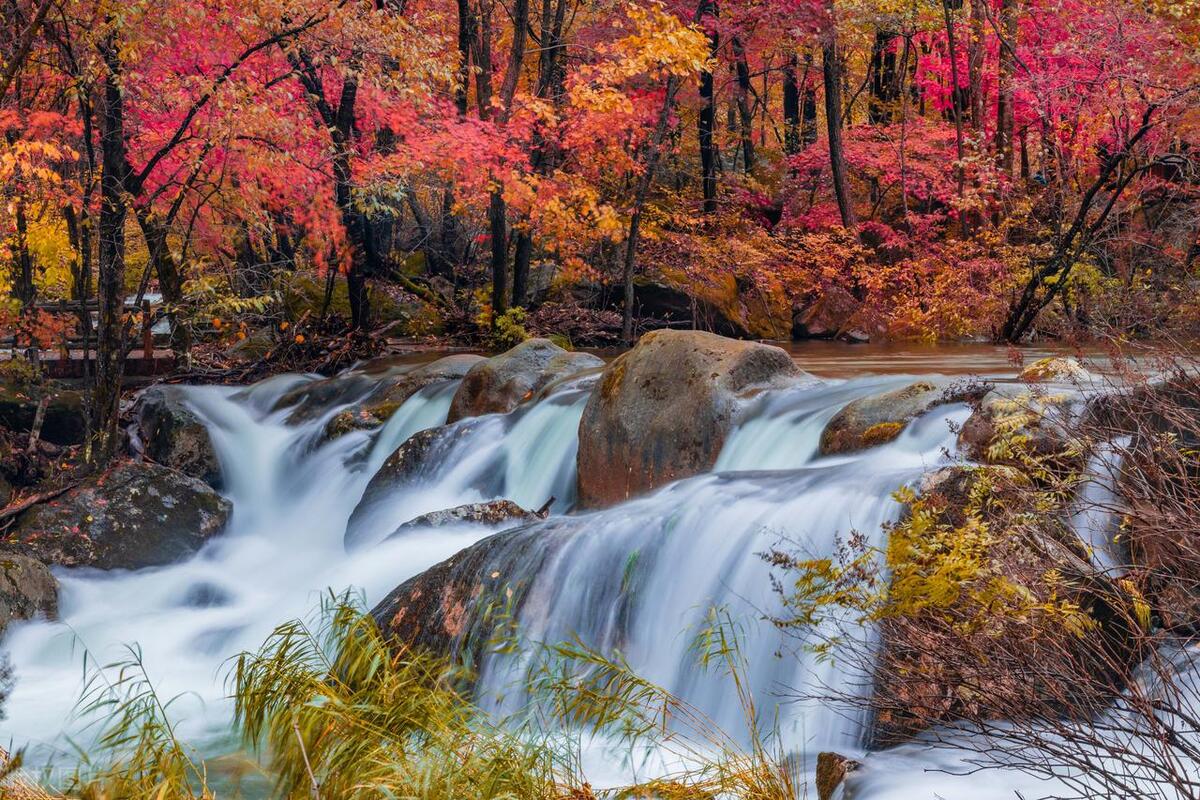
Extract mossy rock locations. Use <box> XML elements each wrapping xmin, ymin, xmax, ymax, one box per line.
<box><xmin>820</xmin><ymin>381</ymin><xmax>960</xmax><ymax>456</ymax></box>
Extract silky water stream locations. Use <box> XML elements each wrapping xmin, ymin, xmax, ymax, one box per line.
<box><xmin>1</xmin><ymin>356</ymin><xmax>1195</xmax><ymax>797</ymax></box>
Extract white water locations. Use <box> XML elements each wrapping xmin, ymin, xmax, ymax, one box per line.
<box><xmin>0</xmin><ymin>360</ymin><xmax>1187</xmax><ymax>797</ymax></box>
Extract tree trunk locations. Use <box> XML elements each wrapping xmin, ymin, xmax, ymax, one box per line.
<box><xmin>967</xmin><ymin>0</ymin><xmax>986</xmax><ymax>130</ymax></box>
<box><xmin>802</xmin><ymin>51</ymin><xmax>819</xmax><ymax>147</ymax></box>
<box><xmin>12</xmin><ymin>198</ymin><xmax>35</xmax><ymax>307</ymax></box>
<box><xmin>731</xmin><ymin>36</ymin><xmax>756</xmax><ymax>172</ymax></box>
<box><xmin>995</xmin><ymin>0</ymin><xmax>1018</xmax><ymax>173</ymax></box>
<box><xmin>868</xmin><ymin>30</ymin><xmax>898</xmax><ymax>124</ymax></box>
<box><xmin>330</xmin><ymin>73</ymin><xmax>371</xmax><ymax>330</ymax></box>
<box><xmin>783</xmin><ymin>54</ymin><xmax>801</xmax><ymax>155</ymax></box>
<box><xmin>512</xmin><ymin>0</ymin><xmax>569</xmax><ymax>306</ymax></box>
<box><xmin>622</xmin><ymin>79</ymin><xmax>683</xmax><ymax>344</ymax></box>
<box><xmin>822</xmin><ymin>10</ymin><xmax>857</xmax><ymax>230</ymax></box>
<box><xmin>698</xmin><ymin>0</ymin><xmax>719</xmax><ymax>213</ymax></box>
<box><xmin>941</xmin><ymin>0</ymin><xmax>967</xmax><ymax>224</ymax></box>
<box><xmin>92</xmin><ymin>37</ymin><xmax>128</xmax><ymax>465</ymax></box>
<box><xmin>134</xmin><ymin>210</ymin><xmax>193</xmax><ymax>357</ymax></box>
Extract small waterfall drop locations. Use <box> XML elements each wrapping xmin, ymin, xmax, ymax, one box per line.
<box><xmin>0</xmin><ymin>355</ymin><xmax>1164</xmax><ymax>800</ymax></box>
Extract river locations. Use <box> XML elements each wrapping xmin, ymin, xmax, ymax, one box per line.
<box><xmin>1</xmin><ymin>341</ymin><xmax>1193</xmax><ymax>797</ymax></box>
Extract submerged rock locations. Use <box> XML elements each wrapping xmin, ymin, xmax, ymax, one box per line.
<box><xmin>347</xmin><ymin>424</ymin><xmax>474</xmax><ymax>541</ymax></box>
<box><xmin>133</xmin><ymin>386</ymin><xmax>222</xmax><ymax>488</ymax></box>
<box><xmin>446</xmin><ymin>339</ymin><xmax>602</xmax><ymax>423</ymax></box>
<box><xmin>8</xmin><ymin>461</ymin><xmax>232</xmax><ymax>570</ymax></box>
<box><xmin>323</xmin><ymin>354</ymin><xmax>483</xmax><ymax>441</ymax></box>
<box><xmin>388</xmin><ymin>499</ymin><xmax>545</xmax><ymax>538</ymax></box>
<box><xmin>274</xmin><ymin>373</ymin><xmax>379</xmax><ymax>424</ymax></box>
<box><xmin>576</xmin><ymin>329</ymin><xmax>804</xmax><ymax>507</ymax></box>
<box><xmin>0</xmin><ymin>552</ymin><xmax>57</xmax><ymax>635</ymax></box>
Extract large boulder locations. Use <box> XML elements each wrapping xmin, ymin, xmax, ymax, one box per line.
<box><xmin>7</xmin><ymin>461</ymin><xmax>232</xmax><ymax>570</ymax></box>
<box><xmin>446</xmin><ymin>339</ymin><xmax>603</xmax><ymax>423</ymax></box>
<box><xmin>133</xmin><ymin>386</ymin><xmax>222</xmax><ymax>488</ymax></box>
<box><xmin>0</xmin><ymin>382</ymin><xmax>87</xmax><ymax>445</ymax></box>
<box><xmin>869</xmin><ymin>465</ymin><xmax>1130</xmax><ymax>745</ymax></box>
<box><xmin>324</xmin><ymin>354</ymin><xmax>484</xmax><ymax>441</ymax></box>
<box><xmin>576</xmin><ymin>329</ymin><xmax>803</xmax><ymax>508</ymax></box>
<box><xmin>819</xmin><ymin>381</ymin><xmax>984</xmax><ymax>456</ymax></box>
<box><xmin>0</xmin><ymin>552</ymin><xmax>57</xmax><ymax>635</ymax></box>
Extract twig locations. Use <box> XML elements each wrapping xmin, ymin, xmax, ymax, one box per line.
<box><xmin>293</xmin><ymin>718</ymin><xmax>322</xmax><ymax>800</ymax></box>
<box><xmin>24</xmin><ymin>396</ymin><xmax>49</xmax><ymax>458</ymax></box>
<box><xmin>0</xmin><ymin>481</ymin><xmax>80</xmax><ymax>525</ymax></box>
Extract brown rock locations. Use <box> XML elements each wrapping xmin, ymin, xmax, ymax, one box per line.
<box><xmin>576</xmin><ymin>329</ymin><xmax>803</xmax><ymax>508</ymax></box>
<box><xmin>447</xmin><ymin>339</ymin><xmax>603</xmax><ymax>423</ymax></box>
<box><xmin>815</xmin><ymin>752</ymin><xmax>859</xmax><ymax>800</ymax></box>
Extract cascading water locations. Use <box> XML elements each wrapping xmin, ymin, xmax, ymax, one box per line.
<box><xmin>1</xmin><ymin>356</ymin><xmax>1180</xmax><ymax>797</ymax></box>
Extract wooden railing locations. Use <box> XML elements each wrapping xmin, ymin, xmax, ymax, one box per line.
<box><xmin>1</xmin><ymin>298</ymin><xmax>168</xmax><ymax>359</ymax></box>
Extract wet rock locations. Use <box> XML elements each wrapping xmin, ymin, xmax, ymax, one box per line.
<box><xmin>1019</xmin><ymin>356</ymin><xmax>1092</xmax><ymax>383</ymax></box>
<box><xmin>323</xmin><ymin>354</ymin><xmax>483</xmax><ymax>441</ymax></box>
<box><xmin>958</xmin><ymin>385</ymin><xmax>1077</xmax><ymax>465</ymax></box>
<box><xmin>0</xmin><ymin>383</ymin><xmax>87</xmax><ymax>445</ymax></box>
<box><xmin>446</xmin><ymin>339</ymin><xmax>602</xmax><ymax>423</ymax></box>
<box><xmin>133</xmin><ymin>386</ymin><xmax>222</xmax><ymax>488</ymax></box>
<box><xmin>577</xmin><ymin>329</ymin><xmax>803</xmax><ymax>508</ymax></box>
<box><xmin>274</xmin><ymin>373</ymin><xmax>379</xmax><ymax>424</ymax></box>
<box><xmin>0</xmin><ymin>552</ymin><xmax>57</xmax><ymax>635</ymax></box>
<box><xmin>7</xmin><ymin>461</ymin><xmax>232</xmax><ymax>570</ymax></box>
<box><xmin>815</xmin><ymin>752</ymin><xmax>858</xmax><ymax>800</ymax></box>
<box><xmin>388</xmin><ymin>499</ymin><xmax>545</xmax><ymax>538</ymax></box>
<box><xmin>819</xmin><ymin>381</ymin><xmax>983</xmax><ymax>456</ymax></box>
<box><xmin>346</xmin><ymin>424</ymin><xmax>475</xmax><ymax>544</ymax></box>
<box><xmin>371</xmin><ymin>520</ymin><xmax>571</xmax><ymax>658</ymax></box>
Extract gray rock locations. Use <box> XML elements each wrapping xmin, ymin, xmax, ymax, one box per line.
<box><xmin>388</xmin><ymin>500</ymin><xmax>544</xmax><ymax>538</ymax></box>
<box><xmin>576</xmin><ymin>329</ymin><xmax>803</xmax><ymax>508</ymax></box>
<box><xmin>8</xmin><ymin>461</ymin><xmax>232</xmax><ymax>570</ymax></box>
<box><xmin>447</xmin><ymin>339</ymin><xmax>603</xmax><ymax>423</ymax></box>
<box><xmin>0</xmin><ymin>552</ymin><xmax>57</xmax><ymax>635</ymax></box>
<box><xmin>134</xmin><ymin>386</ymin><xmax>221</xmax><ymax>487</ymax></box>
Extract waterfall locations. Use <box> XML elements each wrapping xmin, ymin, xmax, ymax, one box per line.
<box><xmin>1</xmin><ymin>357</ymin><xmax>1169</xmax><ymax>799</ymax></box>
